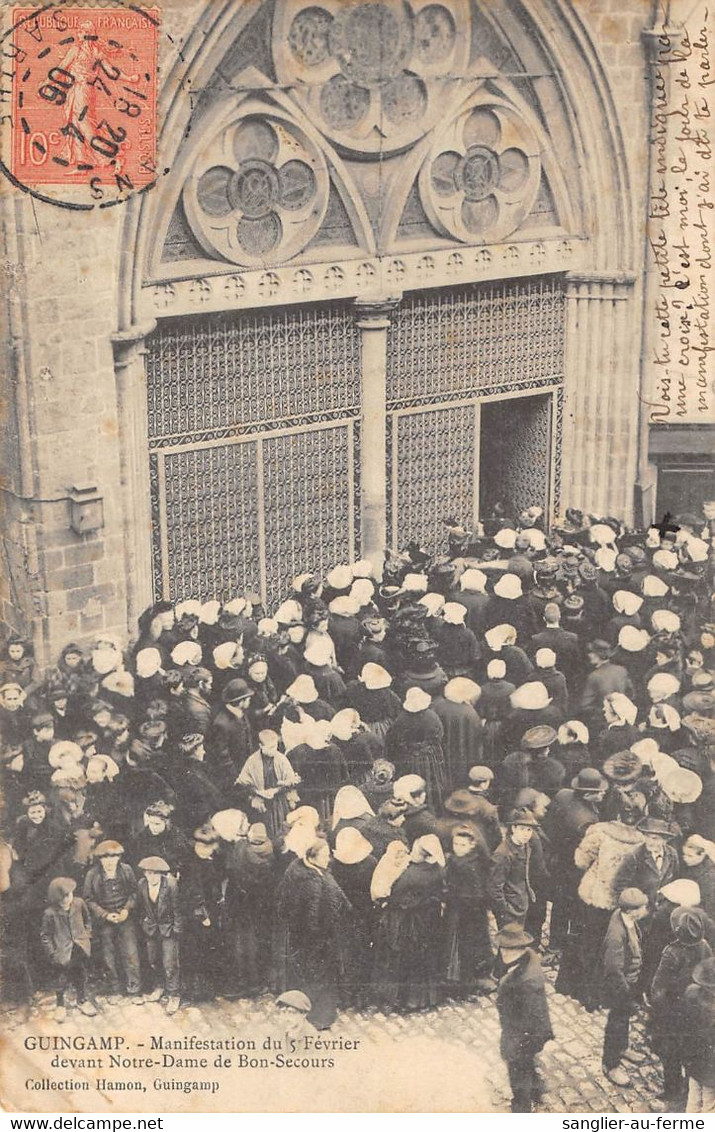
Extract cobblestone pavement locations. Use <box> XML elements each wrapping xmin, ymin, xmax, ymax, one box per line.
<box><xmin>3</xmin><ymin>954</ymin><xmax>670</xmax><ymax>1115</ymax></box>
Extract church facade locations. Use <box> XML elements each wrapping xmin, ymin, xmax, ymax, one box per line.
<box><xmin>0</xmin><ymin>0</ymin><xmax>710</xmax><ymax>662</ymax></box>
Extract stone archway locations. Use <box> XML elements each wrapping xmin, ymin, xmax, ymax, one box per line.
<box><xmin>114</xmin><ymin>0</ymin><xmax>636</xmax><ymax>623</ymax></box>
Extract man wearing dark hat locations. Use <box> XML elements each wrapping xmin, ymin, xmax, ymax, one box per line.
<box><xmin>494</xmin><ymin>922</ymin><xmax>553</xmax><ymax>1112</ymax></box>
<box><xmin>443</xmin><ymin>766</ymin><xmax>502</xmax><ymax>853</ymax></box>
<box><xmin>171</xmin><ymin>734</ymin><xmax>224</xmax><ymax>831</ymax></box>
<box><xmin>614</xmin><ymin>817</ymin><xmax>680</xmax><ymax>914</ymax></box>
<box><xmin>205</xmin><ymin>678</ymin><xmax>254</xmax><ymax>792</ymax></box>
<box><xmin>489</xmin><ymin>810</ymin><xmax>547</xmax><ymax>929</ymax></box>
<box><xmin>82</xmin><ymin>841</ymin><xmax>141</xmax><ymax>1003</ymax></box>
<box><xmin>129</xmin><ymin>800</ymin><xmax>190</xmax><ymax>875</ymax></box>
<box><xmin>682</xmin><ymin>956</ymin><xmax>715</xmax><ymax>1112</ymax></box>
<box><xmin>580</xmin><ymin>640</ymin><xmax>635</xmax><ymax>729</ymax></box>
<box><xmin>544</xmin><ymin>767</ymin><xmax>606</xmax><ymax>949</ymax></box>
<box><xmin>136</xmin><ymin>856</ymin><xmax>181</xmax><ymax>1015</ymax></box>
<box><xmin>600</xmin><ymin>887</ymin><xmax>650</xmax><ymax>1086</ymax></box>
<box><xmin>23</xmin><ymin>711</ymin><xmax>56</xmax><ymax>787</ymax></box>
<box><xmin>496</xmin><ymin>726</ymin><xmax>564</xmax><ymax>816</ymax></box>
<box><xmin>651</xmin><ymin>906</ymin><xmax>712</xmax><ymax>1107</ymax></box>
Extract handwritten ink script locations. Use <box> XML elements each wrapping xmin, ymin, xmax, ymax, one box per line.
<box><xmin>647</xmin><ymin>1</ymin><xmax>714</xmax><ymax>422</ymax></box>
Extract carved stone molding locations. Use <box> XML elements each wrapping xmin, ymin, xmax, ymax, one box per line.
<box><xmin>141</xmin><ymin>234</ymin><xmax>588</xmax><ymax>318</ymax></box>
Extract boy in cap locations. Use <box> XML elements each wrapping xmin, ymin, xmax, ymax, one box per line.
<box><xmin>136</xmin><ymin>856</ymin><xmax>181</xmax><ymax>1015</ymax></box>
<box><xmin>494</xmin><ymin>922</ymin><xmax>553</xmax><ymax>1112</ymax></box>
<box><xmin>600</xmin><ymin>887</ymin><xmax>650</xmax><ymax>1086</ymax></box>
<box><xmin>83</xmin><ymin>841</ymin><xmax>141</xmax><ymax>1004</ymax></box>
<box><xmin>489</xmin><ymin>809</ymin><xmax>547</xmax><ymax>929</ymax></box>
<box><xmin>40</xmin><ymin>877</ymin><xmax>96</xmax><ymax>1022</ymax></box>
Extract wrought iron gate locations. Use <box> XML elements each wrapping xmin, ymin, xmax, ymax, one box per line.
<box><xmin>386</xmin><ymin>276</ymin><xmax>566</xmax><ymax>552</ymax></box>
<box><xmin>146</xmin><ymin>303</ymin><xmax>361</xmax><ymax>606</ymax></box>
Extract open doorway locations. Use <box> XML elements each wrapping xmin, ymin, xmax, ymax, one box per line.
<box><xmin>479</xmin><ymin>393</ymin><xmax>553</xmax><ymax>522</ymax></box>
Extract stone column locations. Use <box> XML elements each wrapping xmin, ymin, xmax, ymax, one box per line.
<box><xmin>562</xmin><ymin>273</ymin><xmax>639</xmax><ymax>521</ymax></box>
<box><xmin>110</xmin><ymin>320</ymin><xmax>157</xmax><ymax>628</ymax></box>
<box><xmin>354</xmin><ymin>297</ymin><xmax>400</xmax><ymax>574</ymax></box>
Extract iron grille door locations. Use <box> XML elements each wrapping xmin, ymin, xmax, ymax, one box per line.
<box><xmin>146</xmin><ymin>304</ymin><xmax>361</xmax><ymax>607</ymax></box>
<box><xmin>386</xmin><ymin>276</ymin><xmax>566</xmax><ymax>552</ymax></box>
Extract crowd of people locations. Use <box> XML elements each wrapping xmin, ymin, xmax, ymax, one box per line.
<box><xmin>0</xmin><ymin>502</ymin><xmax>713</xmax><ymax>1113</ymax></box>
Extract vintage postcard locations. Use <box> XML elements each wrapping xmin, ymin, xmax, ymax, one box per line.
<box><xmin>0</xmin><ymin>0</ymin><xmax>713</xmax><ymax>1115</ymax></box>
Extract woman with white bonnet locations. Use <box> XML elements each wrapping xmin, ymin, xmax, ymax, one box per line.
<box><xmin>329</xmin><ymin>707</ymin><xmax>384</xmax><ymax>780</ymax></box>
<box><xmin>288</xmin><ymin>719</ymin><xmax>348</xmax><ymax>822</ymax></box>
<box><xmin>378</xmin><ymin>834</ymin><xmax>446</xmax><ymax>1013</ymax></box>
<box><xmin>386</xmin><ymin>687</ymin><xmax>447</xmax><ymax>811</ymax></box>
<box><xmin>479</xmin><ymin>658</ymin><xmax>517</xmax><ymax>767</ymax></box>
<box><xmin>596</xmin><ymin>692</ymin><xmax>641</xmax><ymax>759</ymax></box>
<box><xmin>436</xmin><ymin>602</ymin><xmax>479</xmax><ymax>678</ymax></box>
<box><xmin>330</xmin><ymin>784</ymin><xmax>375</xmax><ymax>846</ymax></box>
<box><xmin>339</xmin><ymin>662</ymin><xmax>402</xmax><ymax>740</ymax></box>
<box><xmin>332</xmin><ymin>826</ymin><xmax>377</xmax><ymax>1008</ymax></box>
<box><xmin>274</xmin><ymin>836</ymin><xmax>350</xmax><ymax>1030</ymax></box>
<box><xmin>302</xmin><ymin>635</ymin><xmax>346</xmax><ymax>705</ymax></box>
<box><xmin>484</xmin><ymin>623</ymin><xmax>534</xmax><ymax>687</ymax></box>
<box><xmin>431</xmin><ymin>677</ymin><xmax>484</xmax><ymax>791</ymax></box>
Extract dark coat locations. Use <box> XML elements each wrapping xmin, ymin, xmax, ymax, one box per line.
<box><xmin>341</xmin><ymin>679</ymin><xmax>407</xmax><ymax>724</ymax></box>
<box><xmin>682</xmin><ymin>982</ymin><xmax>715</xmax><ymax>1086</ymax></box>
<box><xmin>489</xmin><ymin>835</ymin><xmax>547</xmax><ymax>927</ymax></box>
<box><xmin>530</xmin><ymin>627</ymin><xmax>581</xmax><ymax>680</ymax></box>
<box><xmin>40</xmin><ymin>896</ymin><xmax>92</xmax><ymax>965</ymax></box>
<box><xmin>446</xmin><ymin>589</ymin><xmax>491</xmax><ymax>636</ymax></box>
<box><xmin>205</xmin><ymin>708</ymin><xmax>253</xmax><ymax>790</ymax></box>
<box><xmin>496</xmin><ymin>949</ymin><xmax>553</xmax><ymax>1061</ymax></box>
<box><xmin>580</xmin><ymin>662</ymin><xmax>635</xmax><ymax>719</ymax></box>
<box><xmin>137</xmin><ymin>874</ymin><xmax>181</xmax><ymax>937</ymax></box>
<box><xmin>274</xmin><ymin>858</ymin><xmax>351</xmax><ymax>1029</ymax></box>
<box><xmin>182</xmin><ymin>688</ymin><xmax>212</xmax><ymax>735</ymax></box>
<box><xmin>436</xmin><ymin>624</ymin><xmax>479</xmax><ymax>675</ymax></box>
<box><xmin>171</xmin><ymin>760</ymin><xmax>224</xmax><ymax>832</ymax></box>
<box><xmin>83</xmin><ymin>861</ymin><xmax>138</xmax><ymax>920</ymax></box>
<box><xmin>651</xmin><ymin>937</ymin><xmax>712</xmax><ymax>1036</ymax></box>
<box><xmin>683</xmin><ymin>858</ymin><xmax>715</xmax><ymax>923</ymax></box>
<box><xmin>614</xmin><ymin>842</ymin><xmax>680</xmax><ymax>911</ymax></box>
<box><xmin>543</xmin><ymin>788</ymin><xmax>598</xmax><ymax>873</ymax></box>
<box><xmin>431</xmin><ymin>697</ymin><xmax>484</xmax><ymax>792</ymax></box>
<box><xmin>496</xmin><ymin>751</ymin><xmax>565</xmax><ymax>813</ymax></box>
<box><xmin>290</xmin><ymin>742</ymin><xmax>349</xmax><ymax>822</ymax></box>
<box><xmin>600</xmin><ymin>908</ymin><xmax>643</xmax><ymax>1006</ymax></box>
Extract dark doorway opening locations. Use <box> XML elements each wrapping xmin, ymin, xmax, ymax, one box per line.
<box><xmin>479</xmin><ymin>393</ymin><xmax>553</xmax><ymax>521</ymax></box>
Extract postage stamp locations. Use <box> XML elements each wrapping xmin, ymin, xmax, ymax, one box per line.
<box><xmin>8</xmin><ymin>4</ymin><xmax>159</xmax><ymax>198</ymax></box>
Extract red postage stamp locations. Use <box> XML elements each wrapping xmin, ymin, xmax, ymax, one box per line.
<box><xmin>10</xmin><ymin>6</ymin><xmax>159</xmax><ymax>192</ymax></box>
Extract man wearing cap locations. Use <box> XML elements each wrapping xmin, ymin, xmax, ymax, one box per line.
<box><xmin>41</xmin><ymin>877</ymin><xmax>96</xmax><ymax>1022</ymax></box>
<box><xmin>83</xmin><ymin>841</ymin><xmax>141</xmax><ymax>1003</ymax></box>
<box><xmin>614</xmin><ymin>817</ymin><xmax>680</xmax><ymax>914</ymax></box>
<box><xmin>599</xmin><ymin>887</ymin><xmax>650</xmax><ymax>1086</ymax></box>
<box><xmin>489</xmin><ymin>810</ymin><xmax>547</xmax><ymax>929</ymax></box>
<box><xmin>682</xmin><ymin>957</ymin><xmax>715</xmax><ymax>1112</ymax></box>
<box><xmin>494</xmin><ymin>922</ymin><xmax>553</xmax><ymax>1112</ymax></box>
<box><xmin>136</xmin><ymin>856</ymin><xmax>181</xmax><ymax>1015</ymax></box>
